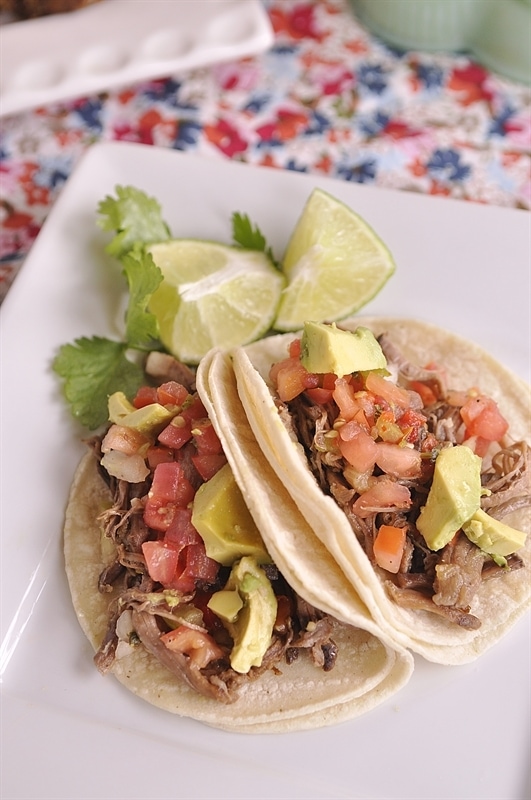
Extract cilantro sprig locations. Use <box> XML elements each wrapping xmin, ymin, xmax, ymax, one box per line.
<box><xmin>232</xmin><ymin>212</ymin><xmax>279</xmax><ymax>268</ymax></box>
<box><xmin>53</xmin><ymin>187</ymin><xmax>278</xmax><ymax>430</ymax></box>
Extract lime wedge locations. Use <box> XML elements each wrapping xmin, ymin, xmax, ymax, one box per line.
<box><xmin>147</xmin><ymin>240</ymin><xmax>285</xmax><ymax>364</ymax></box>
<box><xmin>273</xmin><ymin>188</ymin><xmax>396</xmax><ymax>332</ymax></box>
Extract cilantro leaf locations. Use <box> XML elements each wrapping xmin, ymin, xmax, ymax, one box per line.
<box><xmin>53</xmin><ymin>337</ymin><xmax>145</xmax><ymax>430</ymax></box>
<box><xmin>232</xmin><ymin>212</ymin><xmax>279</xmax><ymax>268</ymax></box>
<box><xmin>98</xmin><ymin>185</ymin><xmax>171</xmax><ymax>259</ymax></box>
<box><xmin>122</xmin><ymin>246</ymin><xmax>164</xmax><ymax>350</ymax></box>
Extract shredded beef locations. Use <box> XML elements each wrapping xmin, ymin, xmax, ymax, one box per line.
<box><xmin>90</xmin><ymin>428</ymin><xmax>340</xmax><ymax>703</ymax></box>
<box><xmin>284</xmin><ymin>337</ymin><xmax>530</xmax><ymax>630</ymax></box>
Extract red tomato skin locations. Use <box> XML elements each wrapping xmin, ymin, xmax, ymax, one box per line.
<box><xmin>288</xmin><ymin>338</ymin><xmax>302</xmax><ymax>358</ymax></box>
<box><xmin>338</xmin><ymin>424</ymin><xmax>377</xmax><ymax>473</ymax></box>
<box><xmin>142</xmin><ymin>540</ymin><xmax>180</xmax><ymax>584</ymax></box>
<box><xmin>143</xmin><ymin>499</ymin><xmax>179</xmax><ymax>532</ymax></box>
<box><xmin>192</xmin><ymin>419</ymin><xmax>223</xmax><ymax>455</ymax></box>
<box><xmin>460</xmin><ymin>395</ymin><xmax>509</xmax><ymax>442</ymax></box>
<box><xmin>181</xmin><ymin>396</ymin><xmax>208</xmax><ymax>423</ymax></box>
<box><xmin>365</xmin><ymin>372</ymin><xmax>411</xmax><ymax>410</ymax></box>
<box><xmin>133</xmin><ymin>386</ymin><xmax>159</xmax><ymax>408</ymax></box>
<box><xmin>275</xmin><ymin>359</ymin><xmax>308</xmax><ymax>402</ymax></box>
<box><xmin>144</xmin><ymin>462</ymin><xmax>196</xmax><ymax>531</ymax></box>
<box><xmin>158</xmin><ymin>418</ymin><xmax>193</xmax><ymax>450</ymax></box>
<box><xmin>146</xmin><ymin>445</ymin><xmax>174</xmax><ymax>469</ymax></box>
<box><xmin>156</xmin><ymin>381</ymin><xmax>189</xmax><ymax>407</ymax></box>
<box><xmin>164</xmin><ymin>508</ymin><xmax>201</xmax><ymax>548</ymax></box>
<box><xmin>192</xmin><ymin>453</ymin><xmax>228</xmax><ymax>482</ymax></box>
<box><xmin>305</xmin><ymin>387</ymin><xmax>334</xmax><ymax>404</ymax></box>
<box><xmin>409</xmin><ymin>381</ymin><xmax>437</xmax><ymax>406</ymax></box>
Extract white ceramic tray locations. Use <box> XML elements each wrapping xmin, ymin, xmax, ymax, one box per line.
<box><xmin>0</xmin><ymin>0</ymin><xmax>273</xmax><ymax>117</ymax></box>
<box><xmin>1</xmin><ymin>142</ymin><xmax>530</xmax><ymax>800</ymax></box>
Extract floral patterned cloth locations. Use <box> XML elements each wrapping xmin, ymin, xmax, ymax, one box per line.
<box><xmin>1</xmin><ymin>0</ymin><xmax>530</xmax><ymax>302</ymax></box>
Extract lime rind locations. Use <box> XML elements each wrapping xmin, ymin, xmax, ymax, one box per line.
<box><xmin>148</xmin><ymin>239</ymin><xmax>285</xmax><ymax>363</ymax></box>
<box><xmin>273</xmin><ymin>188</ymin><xmax>396</xmax><ymax>332</ymax></box>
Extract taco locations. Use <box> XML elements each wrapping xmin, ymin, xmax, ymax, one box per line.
<box><xmin>63</xmin><ymin>351</ymin><xmax>413</xmax><ymax>733</ymax></box>
<box><xmin>230</xmin><ymin>317</ymin><xmax>530</xmax><ymax>665</ymax></box>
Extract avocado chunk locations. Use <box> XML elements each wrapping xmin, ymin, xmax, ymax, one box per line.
<box><xmin>220</xmin><ymin>556</ymin><xmax>278</xmax><ymax>674</ymax></box>
<box><xmin>207</xmin><ymin>589</ymin><xmax>244</xmax><ymax>623</ymax></box>
<box><xmin>463</xmin><ymin>508</ymin><xmax>526</xmax><ymax>563</ymax></box>
<box><xmin>191</xmin><ymin>463</ymin><xmax>271</xmax><ymax>566</ymax></box>
<box><xmin>120</xmin><ymin>403</ymin><xmax>176</xmax><ymax>436</ymax></box>
<box><xmin>417</xmin><ymin>445</ymin><xmax>482</xmax><ymax>551</ymax></box>
<box><xmin>108</xmin><ymin>391</ymin><xmax>136</xmax><ymax>424</ymax></box>
<box><xmin>300</xmin><ymin>322</ymin><xmax>387</xmax><ymax>377</ymax></box>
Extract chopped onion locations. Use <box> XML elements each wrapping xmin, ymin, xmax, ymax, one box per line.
<box><xmin>100</xmin><ymin>450</ymin><xmax>150</xmax><ymax>483</ymax></box>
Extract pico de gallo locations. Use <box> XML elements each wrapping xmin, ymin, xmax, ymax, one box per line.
<box><xmin>90</xmin><ymin>352</ymin><xmax>339</xmax><ymax>703</ymax></box>
<box><xmin>267</xmin><ymin>331</ymin><xmax>529</xmax><ymax>629</ymax></box>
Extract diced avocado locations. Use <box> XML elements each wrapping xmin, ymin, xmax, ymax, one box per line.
<box><xmin>191</xmin><ymin>463</ymin><xmax>271</xmax><ymax>566</ymax></box>
<box><xmin>119</xmin><ymin>403</ymin><xmax>176</xmax><ymax>436</ymax></box>
<box><xmin>300</xmin><ymin>322</ymin><xmax>387</xmax><ymax>377</ymax></box>
<box><xmin>463</xmin><ymin>508</ymin><xmax>526</xmax><ymax>562</ymax></box>
<box><xmin>222</xmin><ymin>556</ymin><xmax>278</xmax><ymax>674</ymax></box>
<box><xmin>207</xmin><ymin>589</ymin><xmax>244</xmax><ymax>623</ymax></box>
<box><xmin>417</xmin><ymin>445</ymin><xmax>482</xmax><ymax>551</ymax></box>
<box><xmin>108</xmin><ymin>391</ymin><xmax>136</xmax><ymax>424</ymax></box>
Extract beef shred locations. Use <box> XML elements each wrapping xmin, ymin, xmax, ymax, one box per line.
<box><xmin>282</xmin><ymin>335</ymin><xmax>529</xmax><ymax>630</ymax></box>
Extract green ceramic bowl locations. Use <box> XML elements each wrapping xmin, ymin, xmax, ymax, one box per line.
<box><xmin>352</xmin><ymin>0</ymin><xmax>531</xmax><ymax>84</ymax></box>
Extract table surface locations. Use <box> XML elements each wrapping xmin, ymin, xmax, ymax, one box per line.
<box><xmin>1</xmin><ymin>0</ymin><xmax>530</xmax><ymax>303</ymax></box>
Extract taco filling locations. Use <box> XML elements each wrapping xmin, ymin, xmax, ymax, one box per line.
<box><xmin>258</xmin><ymin>322</ymin><xmax>529</xmax><ymax>632</ymax></box>
<box><xmin>81</xmin><ymin>353</ymin><xmax>348</xmax><ymax>705</ymax></box>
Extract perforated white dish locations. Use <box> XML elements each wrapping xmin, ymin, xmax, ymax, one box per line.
<box><xmin>0</xmin><ymin>0</ymin><xmax>273</xmax><ymax>117</ymax></box>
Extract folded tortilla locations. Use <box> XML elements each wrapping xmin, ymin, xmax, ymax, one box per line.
<box><xmin>230</xmin><ymin>317</ymin><xmax>531</xmax><ymax>665</ymax></box>
<box><xmin>63</xmin><ymin>353</ymin><xmax>413</xmax><ymax>734</ymax></box>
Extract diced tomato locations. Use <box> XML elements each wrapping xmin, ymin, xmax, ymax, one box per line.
<box><xmin>365</xmin><ymin>372</ymin><xmax>412</xmax><ymax>410</ymax></box>
<box><xmin>322</xmin><ymin>373</ymin><xmax>338</xmax><ymax>390</ymax></box>
<box><xmin>374</xmin><ymin>442</ymin><xmax>422</xmax><ymax>478</ymax></box>
<box><xmin>142</xmin><ymin>540</ymin><xmax>180</xmax><ymax>585</ymax></box>
<box><xmin>192</xmin><ymin>418</ymin><xmax>223</xmax><ymax>455</ymax></box>
<box><xmin>180</xmin><ymin>544</ymin><xmax>219</xmax><ymax>587</ymax></box>
<box><xmin>338</xmin><ymin>423</ymin><xmax>377</xmax><ymax>473</ymax></box>
<box><xmin>132</xmin><ymin>386</ymin><xmax>159</xmax><ymax>408</ymax></box>
<box><xmin>146</xmin><ymin>445</ymin><xmax>175</xmax><ymax>469</ymax></box>
<box><xmin>288</xmin><ymin>338</ymin><xmax>302</xmax><ymax>358</ymax></box>
<box><xmin>144</xmin><ymin>462</ymin><xmax>196</xmax><ymax>531</ymax></box>
<box><xmin>373</xmin><ymin>525</ymin><xmax>407</xmax><ymax>573</ymax></box>
<box><xmin>460</xmin><ymin>395</ymin><xmax>509</xmax><ymax>442</ymax></box>
<box><xmin>158</xmin><ymin>416</ymin><xmax>193</xmax><ymax>450</ymax></box>
<box><xmin>160</xmin><ymin>625</ymin><xmax>225</xmax><ymax>668</ymax></box>
<box><xmin>143</xmin><ymin>499</ymin><xmax>179</xmax><ymax>531</ymax></box>
<box><xmin>463</xmin><ymin>435</ymin><xmax>492</xmax><ymax>458</ymax></box>
<box><xmin>156</xmin><ymin>381</ymin><xmax>189</xmax><ymax>407</ymax></box>
<box><xmin>305</xmin><ymin>386</ymin><xmax>334</xmax><ymax>404</ymax></box>
<box><xmin>164</xmin><ymin>508</ymin><xmax>201</xmax><ymax>548</ymax></box>
<box><xmin>351</xmin><ymin>480</ymin><xmax>411</xmax><ymax>518</ymax></box>
<box><xmin>397</xmin><ymin>408</ymin><xmax>427</xmax><ymax>445</ymax></box>
<box><xmin>192</xmin><ymin>453</ymin><xmax>227</xmax><ymax>482</ymax></box>
<box><xmin>333</xmin><ymin>378</ymin><xmax>360</xmax><ymax>421</ymax></box>
<box><xmin>101</xmin><ymin>424</ymin><xmax>151</xmax><ymax>456</ymax></box>
<box><xmin>181</xmin><ymin>395</ymin><xmax>208</xmax><ymax>423</ymax></box>
<box><xmin>409</xmin><ymin>380</ymin><xmax>437</xmax><ymax>407</ymax></box>
<box><xmin>150</xmin><ymin>462</ymin><xmax>195</xmax><ymax>503</ymax></box>
<box><xmin>165</xmin><ymin>543</ymin><xmax>220</xmax><ymax>593</ymax></box>
<box><xmin>275</xmin><ymin>359</ymin><xmax>317</xmax><ymax>402</ymax></box>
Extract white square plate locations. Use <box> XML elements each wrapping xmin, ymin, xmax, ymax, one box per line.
<box><xmin>0</xmin><ymin>0</ymin><xmax>273</xmax><ymax>117</ymax></box>
<box><xmin>1</xmin><ymin>142</ymin><xmax>529</xmax><ymax>800</ymax></box>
